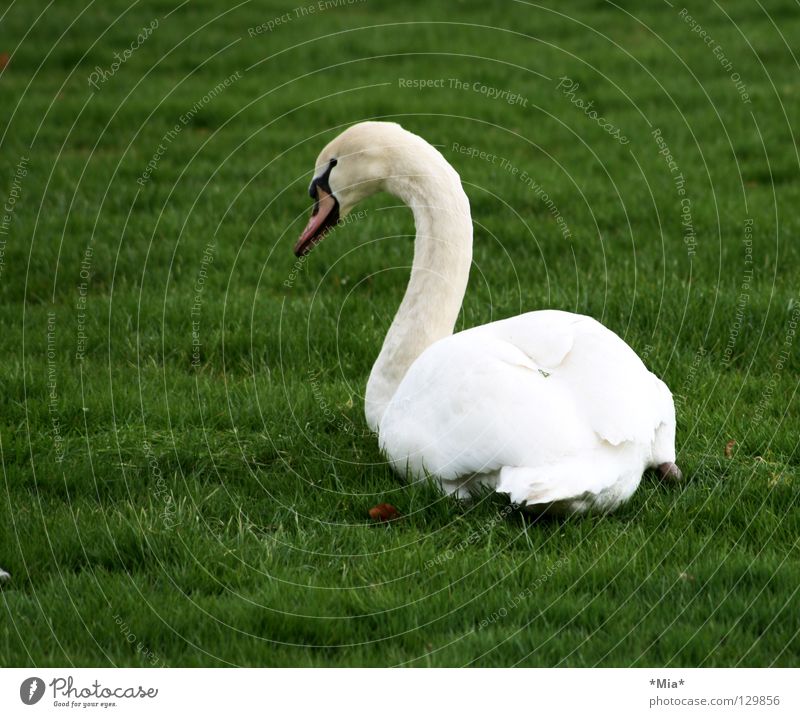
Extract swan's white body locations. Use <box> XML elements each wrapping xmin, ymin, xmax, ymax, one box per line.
<box><xmin>297</xmin><ymin>122</ymin><xmax>678</xmax><ymax>514</ymax></box>
<box><xmin>379</xmin><ymin>311</ymin><xmax>676</xmax><ymax>512</ymax></box>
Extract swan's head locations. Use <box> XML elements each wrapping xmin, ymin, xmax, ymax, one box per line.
<box><xmin>294</xmin><ymin>121</ymin><xmax>428</xmax><ymax>257</ymax></box>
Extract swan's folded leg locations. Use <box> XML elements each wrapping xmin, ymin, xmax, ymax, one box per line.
<box><xmin>657</xmin><ymin>462</ymin><xmax>683</xmax><ymax>482</ymax></box>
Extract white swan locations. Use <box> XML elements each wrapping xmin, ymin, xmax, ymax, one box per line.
<box><xmin>294</xmin><ymin>121</ymin><xmax>680</xmax><ymax>514</ymax></box>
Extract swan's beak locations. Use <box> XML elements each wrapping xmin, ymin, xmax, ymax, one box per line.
<box><xmin>294</xmin><ymin>186</ymin><xmax>340</xmax><ymax>257</ymax></box>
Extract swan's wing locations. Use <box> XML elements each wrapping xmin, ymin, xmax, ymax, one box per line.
<box><xmin>483</xmin><ymin>311</ymin><xmax>673</xmax><ymax>447</ymax></box>
<box><xmin>477</xmin><ymin>310</ymin><xmax>576</xmax><ymax>369</ymax></box>
<box><xmin>379</xmin><ymin>336</ymin><xmax>588</xmax><ymax>481</ymax></box>
<box><xmin>379</xmin><ymin>310</ymin><xmax>673</xmax><ymax>490</ymax></box>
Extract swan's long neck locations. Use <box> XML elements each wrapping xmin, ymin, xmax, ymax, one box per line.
<box><xmin>365</xmin><ymin>153</ymin><xmax>473</xmax><ymax>432</ymax></box>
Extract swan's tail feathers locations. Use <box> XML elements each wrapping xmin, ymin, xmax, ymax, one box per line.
<box><xmin>649</xmin><ymin>419</ymin><xmax>677</xmax><ymax>468</ymax></box>
<box><xmin>496</xmin><ymin>457</ymin><xmax>642</xmax><ymax>514</ymax></box>
<box><xmin>648</xmin><ymin>376</ymin><xmax>677</xmax><ymax>468</ymax></box>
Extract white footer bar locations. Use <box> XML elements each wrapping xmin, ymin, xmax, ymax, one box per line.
<box><xmin>1</xmin><ymin>668</ymin><xmax>797</xmax><ymax>716</ymax></box>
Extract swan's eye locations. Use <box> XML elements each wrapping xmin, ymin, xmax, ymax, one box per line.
<box><xmin>308</xmin><ymin>158</ymin><xmax>338</xmax><ymax>198</ymax></box>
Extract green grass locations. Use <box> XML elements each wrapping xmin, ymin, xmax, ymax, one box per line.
<box><xmin>1</xmin><ymin>0</ymin><xmax>799</xmax><ymax>667</ymax></box>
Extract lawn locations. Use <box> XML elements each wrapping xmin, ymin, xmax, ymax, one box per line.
<box><xmin>1</xmin><ymin>0</ymin><xmax>799</xmax><ymax>667</ymax></box>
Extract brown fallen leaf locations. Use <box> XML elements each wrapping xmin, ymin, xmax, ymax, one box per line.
<box><xmin>725</xmin><ymin>439</ymin><xmax>736</xmax><ymax>458</ymax></box>
<box><xmin>368</xmin><ymin>503</ymin><xmax>399</xmax><ymax>522</ymax></box>
<box><xmin>0</xmin><ymin>53</ymin><xmax>9</xmax><ymax>71</ymax></box>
